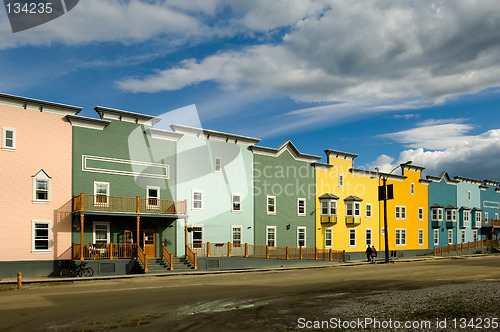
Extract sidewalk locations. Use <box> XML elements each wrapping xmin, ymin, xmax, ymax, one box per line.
<box><xmin>1</xmin><ymin>254</ymin><xmax>480</xmax><ymax>286</ymax></box>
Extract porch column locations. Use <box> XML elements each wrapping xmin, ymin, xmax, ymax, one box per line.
<box><xmin>80</xmin><ymin>214</ymin><xmax>84</xmax><ymax>261</ymax></box>
<box><xmin>136</xmin><ymin>216</ymin><xmax>140</xmax><ymax>257</ymax></box>
<box><xmin>185</xmin><ymin>218</ymin><xmax>189</xmax><ymax>256</ymax></box>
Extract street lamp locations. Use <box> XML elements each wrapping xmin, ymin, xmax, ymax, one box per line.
<box><xmin>379</xmin><ymin>161</ymin><xmax>412</xmax><ymax>263</ymax></box>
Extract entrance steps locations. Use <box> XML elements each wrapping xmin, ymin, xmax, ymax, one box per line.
<box><xmin>142</xmin><ymin>256</ymin><xmax>195</xmax><ymax>274</ymax></box>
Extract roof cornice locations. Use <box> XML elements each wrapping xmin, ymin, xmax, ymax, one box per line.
<box><xmin>0</xmin><ymin>92</ymin><xmax>82</xmax><ymax>115</ymax></box>
<box><xmin>95</xmin><ymin>106</ymin><xmax>161</xmax><ymax>126</ymax></box>
<box><xmin>252</xmin><ymin>141</ymin><xmax>320</xmax><ymax>162</ymax></box>
<box><xmin>170</xmin><ymin>124</ymin><xmax>260</xmax><ymax>146</ymax></box>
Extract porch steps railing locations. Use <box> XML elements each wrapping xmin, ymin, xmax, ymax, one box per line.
<box><xmin>188</xmin><ymin>242</ymin><xmax>346</xmax><ymax>262</ymax></box>
<box><xmin>161</xmin><ymin>244</ymin><xmax>174</xmax><ymax>271</ymax></box>
<box><xmin>137</xmin><ymin>246</ymin><xmax>148</xmax><ymax>272</ymax></box>
<box><xmin>185</xmin><ymin>245</ymin><xmax>198</xmax><ymax>270</ymax></box>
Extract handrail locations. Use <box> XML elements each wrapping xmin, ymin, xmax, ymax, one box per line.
<box><xmin>185</xmin><ymin>245</ymin><xmax>197</xmax><ymax>270</ymax></box>
<box><xmin>137</xmin><ymin>246</ymin><xmax>148</xmax><ymax>272</ymax></box>
<box><xmin>162</xmin><ymin>243</ymin><xmax>174</xmax><ymax>271</ymax></box>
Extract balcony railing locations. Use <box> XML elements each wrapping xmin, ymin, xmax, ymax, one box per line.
<box><xmin>72</xmin><ymin>243</ymin><xmax>137</xmax><ymax>260</ymax></box>
<box><xmin>493</xmin><ymin>219</ymin><xmax>500</xmax><ymax>228</ymax></box>
<box><xmin>73</xmin><ymin>194</ymin><xmax>187</xmax><ymax>215</ymax></box>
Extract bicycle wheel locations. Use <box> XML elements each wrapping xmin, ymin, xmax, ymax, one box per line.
<box><xmin>83</xmin><ymin>267</ymin><xmax>94</xmax><ymax>277</ymax></box>
<box><xmin>60</xmin><ymin>268</ymin><xmax>70</xmax><ymax>278</ymax></box>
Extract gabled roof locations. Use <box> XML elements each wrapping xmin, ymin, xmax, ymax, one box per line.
<box><xmin>251</xmin><ymin>140</ymin><xmax>321</xmax><ymax>162</ymax></box>
<box><xmin>344</xmin><ymin>195</ymin><xmax>363</xmax><ymax>201</ymax></box>
<box><xmin>95</xmin><ymin>106</ymin><xmax>161</xmax><ymax>126</ymax></box>
<box><xmin>0</xmin><ymin>92</ymin><xmax>82</xmax><ymax>116</ymax></box>
<box><xmin>171</xmin><ymin>124</ymin><xmax>260</xmax><ymax>146</ymax></box>
<box><xmin>430</xmin><ymin>203</ymin><xmax>444</xmax><ymax>208</ymax></box>
<box><xmin>444</xmin><ymin>205</ymin><xmax>457</xmax><ymax>210</ymax></box>
<box><xmin>319</xmin><ymin>193</ymin><xmax>340</xmax><ymax>200</ymax></box>
<box><xmin>426</xmin><ymin>171</ymin><xmax>459</xmax><ymax>185</ymax></box>
<box><xmin>459</xmin><ymin>206</ymin><xmax>471</xmax><ymax>210</ymax></box>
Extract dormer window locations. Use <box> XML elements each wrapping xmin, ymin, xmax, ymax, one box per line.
<box><xmin>33</xmin><ymin>170</ymin><xmax>51</xmax><ymax>203</ymax></box>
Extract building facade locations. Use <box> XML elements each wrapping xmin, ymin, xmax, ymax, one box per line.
<box><xmin>455</xmin><ymin>176</ymin><xmax>483</xmax><ymax>244</ymax></box>
<box><xmin>480</xmin><ymin>180</ymin><xmax>500</xmax><ymax>240</ymax></box>
<box><xmin>0</xmin><ymin>93</ymin><xmax>81</xmax><ymax>278</ymax></box>
<box><xmin>171</xmin><ymin>124</ymin><xmax>259</xmax><ymax>255</ymax></box>
<box><xmin>252</xmin><ymin>141</ymin><xmax>319</xmax><ymax>248</ymax></box>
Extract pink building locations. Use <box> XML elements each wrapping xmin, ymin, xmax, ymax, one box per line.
<box><xmin>0</xmin><ymin>93</ymin><xmax>81</xmax><ymax>278</ymax></box>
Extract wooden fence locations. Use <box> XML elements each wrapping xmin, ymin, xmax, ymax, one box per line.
<box><xmin>188</xmin><ymin>242</ymin><xmax>345</xmax><ymax>262</ymax></box>
<box><xmin>433</xmin><ymin>239</ymin><xmax>498</xmax><ymax>255</ymax></box>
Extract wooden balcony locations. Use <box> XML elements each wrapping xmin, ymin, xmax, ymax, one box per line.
<box><xmin>493</xmin><ymin>219</ymin><xmax>500</xmax><ymax>228</ymax></box>
<box><xmin>73</xmin><ymin>193</ymin><xmax>187</xmax><ymax>215</ymax></box>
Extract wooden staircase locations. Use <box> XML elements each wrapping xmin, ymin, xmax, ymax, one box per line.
<box><xmin>138</xmin><ymin>256</ymin><xmax>195</xmax><ymax>274</ymax></box>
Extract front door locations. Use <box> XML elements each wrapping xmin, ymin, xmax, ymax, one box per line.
<box><xmin>143</xmin><ymin>230</ymin><xmax>156</xmax><ymax>257</ymax></box>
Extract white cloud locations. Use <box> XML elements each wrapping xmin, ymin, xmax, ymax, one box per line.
<box><xmin>369</xmin><ymin>129</ymin><xmax>500</xmax><ymax>181</ymax></box>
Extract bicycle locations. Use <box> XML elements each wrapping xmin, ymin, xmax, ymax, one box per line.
<box><xmin>60</xmin><ymin>262</ymin><xmax>94</xmax><ymax>278</ymax></box>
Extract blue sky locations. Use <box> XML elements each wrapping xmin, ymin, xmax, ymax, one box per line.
<box><xmin>1</xmin><ymin>0</ymin><xmax>500</xmax><ymax>180</ymax></box>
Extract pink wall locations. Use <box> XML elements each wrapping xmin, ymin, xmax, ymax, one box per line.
<box><xmin>0</xmin><ymin>104</ymin><xmax>73</xmax><ymax>261</ymax></box>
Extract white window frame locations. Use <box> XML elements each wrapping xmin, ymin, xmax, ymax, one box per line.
<box><xmin>395</xmin><ymin>229</ymin><xmax>406</xmax><ymax>246</ymax></box>
<box><xmin>232</xmin><ymin>193</ymin><xmax>242</xmax><ymax>212</ymax></box>
<box><xmin>33</xmin><ymin>170</ymin><xmax>51</xmax><ymax>203</ymax></box>
<box><xmin>448</xmin><ymin>229</ymin><xmax>453</xmax><ymax>245</ymax></box>
<box><xmin>410</xmin><ymin>183</ymin><xmax>415</xmax><ymax>195</ymax></box>
<box><xmin>418</xmin><ymin>207</ymin><xmax>424</xmax><ymax>221</ymax></box>
<box><xmin>475</xmin><ymin>211</ymin><xmax>481</xmax><ymax>224</ymax></box>
<box><xmin>93</xmin><ymin>222</ymin><xmax>110</xmax><ymax>244</ymax></box>
<box><xmin>339</xmin><ymin>174</ymin><xmax>344</xmax><ymax>188</ymax></box>
<box><xmin>431</xmin><ymin>208</ymin><xmax>443</xmax><ymax>221</ymax></box>
<box><xmin>94</xmin><ymin>181</ymin><xmax>110</xmax><ymax>206</ymax></box>
<box><xmin>467</xmin><ymin>191</ymin><xmax>471</xmax><ymax>201</ymax></box>
<box><xmin>32</xmin><ymin>220</ymin><xmax>51</xmax><ymax>252</ymax></box>
<box><xmin>192</xmin><ymin>190</ymin><xmax>203</xmax><ymax>210</ymax></box>
<box><xmin>192</xmin><ymin>225</ymin><xmax>204</xmax><ymax>248</ymax></box>
<box><xmin>267</xmin><ymin>195</ymin><xmax>276</xmax><ymax>215</ymax></box>
<box><xmin>461</xmin><ymin>229</ymin><xmax>466</xmax><ymax>243</ymax></box>
<box><xmin>463</xmin><ymin>210</ymin><xmax>470</xmax><ymax>223</ymax></box>
<box><xmin>434</xmin><ymin>229</ymin><xmax>439</xmax><ymax>246</ymax></box>
<box><xmin>297</xmin><ymin>227</ymin><xmax>306</xmax><ymax>247</ymax></box>
<box><xmin>325</xmin><ymin>227</ymin><xmax>333</xmax><ymax>249</ymax></box>
<box><xmin>214</xmin><ymin>157</ymin><xmax>222</xmax><ymax>174</ymax></box>
<box><xmin>231</xmin><ymin>225</ymin><xmax>242</xmax><ymax>247</ymax></box>
<box><xmin>365</xmin><ymin>203</ymin><xmax>372</xmax><ymax>218</ymax></box>
<box><xmin>146</xmin><ymin>186</ymin><xmax>160</xmax><ymax>209</ymax></box>
<box><xmin>381</xmin><ymin>227</ymin><xmax>385</xmax><ymax>236</ymax></box>
<box><xmin>349</xmin><ymin>228</ymin><xmax>356</xmax><ymax>248</ymax></box>
<box><xmin>418</xmin><ymin>229</ymin><xmax>424</xmax><ymax>246</ymax></box>
<box><xmin>473</xmin><ymin>229</ymin><xmax>478</xmax><ymax>242</ymax></box>
<box><xmin>365</xmin><ymin>228</ymin><xmax>372</xmax><ymax>247</ymax></box>
<box><xmin>395</xmin><ymin>206</ymin><xmax>406</xmax><ymax>220</ymax></box>
<box><xmin>297</xmin><ymin>198</ymin><xmax>306</xmax><ymax>216</ymax></box>
<box><xmin>2</xmin><ymin>127</ymin><xmax>16</xmax><ymax>150</ymax></box>
<box><xmin>496</xmin><ymin>213</ymin><xmax>499</xmax><ymax>220</ymax></box>
<box><xmin>354</xmin><ymin>202</ymin><xmax>361</xmax><ymax>217</ymax></box>
<box><xmin>346</xmin><ymin>201</ymin><xmax>360</xmax><ymax>218</ymax></box>
<box><xmin>484</xmin><ymin>212</ymin><xmax>489</xmax><ymax>221</ymax></box>
<box><xmin>266</xmin><ymin>226</ymin><xmax>277</xmax><ymax>247</ymax></box>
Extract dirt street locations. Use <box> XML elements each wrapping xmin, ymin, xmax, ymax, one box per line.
<box><xmin>1</xmin><ymin>256</ymin><xmax>500</xmax><ymax>331</ymax></box>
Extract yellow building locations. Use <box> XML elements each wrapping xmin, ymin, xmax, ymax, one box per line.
<box><xmin>380</xmin><ymin>164</ymin><xmax>430</xmax><ymax>254</ymax></box>
<box><xmin>315</xmin><ymin>150</ymin><xmax>380</xmax><ymax>254</ymax></box>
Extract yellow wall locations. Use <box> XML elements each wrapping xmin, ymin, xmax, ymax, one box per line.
<box><xmin>379</xmin><ymin>167</ymin><xmax>429</xmax><ymax>251</ymax></box>
<box><xmin>316</xmin><ymin>154</ymin><xmax>380</xmax><ymax>252</ymax></box>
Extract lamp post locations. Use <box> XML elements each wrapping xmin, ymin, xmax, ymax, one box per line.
<box><xmin>380</xmin><ymin>161</ymin><xmax>412</xmax><ymax>263</ymax></box>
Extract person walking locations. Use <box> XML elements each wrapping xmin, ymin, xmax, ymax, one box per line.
<box><xmin>371</xmin><ymin>245</ymin><xmax>377</xmax><ymax>264</ymax></box>
<box><xmin>365</xmin><ymin>245</ymin><xmax>372</xmax><ymax>262</ymax></box>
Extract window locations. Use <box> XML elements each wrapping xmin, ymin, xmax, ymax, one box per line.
<box><xmin>431</xmin><ymin>208</ymin><xmax>443</xmax><ymax>221</ymax></box>
<box><xmin>418</xmin><ymin>229</ymin><xmax>424</xmax><ymax>246</ymax></box>
<box><xmin>448</xmin><ymin>229</ymin><xmax>453</xmax><ymax>245</ymax></box>
<box><xmin>232</xmin><ymin>226</ymin><xmax>242</xmax><ymax>247</ymax></box>
<box><xmin>32</xmin><ymin>221</ymin><xmax>51</xmax><ymax>251</ymax></box>
<box><xmin>346</xmin><ymin>202</ymin><xmax>361</xmax><ymax>217</ymax></box>
<box><xmin>349</xmin><ymin>229</ymin><xmax>356</xmax><ymax>247</ymax></box>
<box><xmin>395</xmin><ymin>229</ymin><xmax>406</xmax><ymax>246</ymax></box>
<box><xmin>325</xmin><ymin>227</ymin><xmax>333</xmax><ymax>248</ymax></box>
<box><xmin>339</xmin><ymin>174</ymin><xmax>344</xmax><ymax>188</ymax></box>
<box><xmin>93</xmin><ymin>222</ymin><xmax>110</xmax><ymax>244</ymax></box>
<box><xmin>446</xmin><ymin>209</ymin><xmax>457</xmax><ymax>222</ymax></box>
<box><xmin>475</xmin><ymin>211</ymin><xmax>481</xmax><ymax>224</ymax></box>
<box><xmin>366</xmin><ymin>204</ymin><xmax>372</xmax><ymax>218</ymax></box>
<box><xmin>321</xmin><ymin>201</ymin><xmax>329</xmax><ymax>215</ymax></box>
<box><xmin>484</xmin><ymin>212</ymin><xmax>489</xmax><ymax>221</ymax></box>
<box><xmin>463</xmin><ymin>210</ymin><xmax>470</xmax><ymax>222</ymax></box>
<box><xmin>321</xmin><ymin>200</ymin><xmax>337</xmax><ymax>216</ymax></box>
<box><xmin>192</xmin><ymin>190</ymin><xmax>203</xmax><ymax>210</ymax></box>
<box><xmin>33</xmin><ymin>170</ymin><xmax>51</xmax><ymax>203</ymax></box>
<box><xmin>467</xmin><ymin>191</ymin><xmax>471</xmax><ymax>201</ymax></box>
<box><xmin>94</xmin><ymin>182</ymin><xmax>109</xmax><ymax>206</ymax></box>
<box><xmin>410</xmin><ymin>183</ymin><xmax>415</xmax><ymax>195</ymax></box>
<box><xmin>418</xmin><ymin>207</ymin><xmax>423</xmax><ymax>221</ymax></box>
<box><xmin>395</xmin><ymin>206</ymin><xmax>406</xmax><ymax>220</ymax></box>
<box><xmin>297</xmin><ymin>227</ymin><xmax>306</xmax><ymax>247</ymax></box>
<box><xmin>434</xmin><ymin>229</ymin><xmax>439</xmax><ymax>246</ymax></box>
<box><xmin>232</xmin><ymin>193</ymin><xmax>242</xmax><ymax>212</ymax></box>
<box><xmin>214</xmin><ymin>157</ymin><xmax>222</xmax><ymax>173</ymax></box>
<box><xmin>496</xmin><ymin>213</ymin><xmax>499</xmax><ymax>220</ymax></box>
<box><xmin>192</xmin><ymin>226</ymin><xmax>203</xmax><ymax>248</ymax></box>
<box><xmin>461</xmin><ymin>230</ymin><xmax>466</xmax><ymax>243</ymax></box>
<box><xmin>381</xmin><ymin>227</ymin><xmax>385</xmax><ymax>236</ymax></box>
<box><xmin>297</xmin><ymin>198</ymin><xmax>306</xmax><ymax>216</ymax></box>
<box><xmin>365</xmin><ymin>229</ymin><xmax>372</xmax><ymax>246</ymax></box>
<box><xmin>473</xmin><ymin>230</ymin><xmax>478</xmax><ymax>242</ymax></box>
<box><xmin>2</xmin><ymin>127</ymin><xmax>16</xmax><ymax>150</ymax></box>
<box><xmin>146</xmin><ymin>186</ymin><xmax>160</xmax><ymax>208</ymax></box>
<box><xmin>267</xmin><ymin>196</ymin><xmax>276</xmax><ymax>215</ymax></box>
<box><xmin>266</xmin><ymin>226</ymin><xmax>276</xmax><ymax>247</ymax></box>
